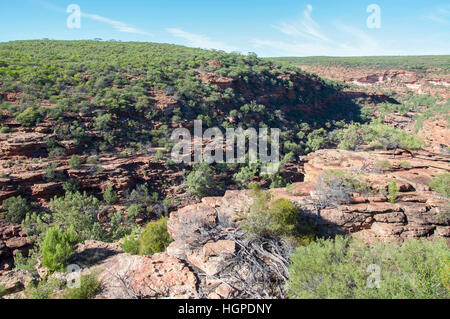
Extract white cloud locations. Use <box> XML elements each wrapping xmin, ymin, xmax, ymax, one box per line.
<box><xmin>33</xmin><ymin>0</ymin><xmax>151</xmax><ymax>36</ymax></box>
<box><xmin>166</xmin><ymin>28</ymin><xmax>237</xmax><ymax>52</ymax></box>
<box><xmin>272</xmin><ymin>4</ymin><xmax>328</xmax><ymax>42</ymax></box>
<box><xmin>82</xmin><ymin>13</ymin><xmax>151</xmax><ymax>36</ymax></box>
<box><xmin>255</xmin><ymin>5</ymin><xmax>400</xmax><ymax>56</ymax></box>
<box><xmin>424</xmin><ymin>5</ymin><xmax>450</xmax><ymax>24</ymax></box>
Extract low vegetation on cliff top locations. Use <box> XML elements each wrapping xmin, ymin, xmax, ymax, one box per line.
<box><xmin>287</xmin><ymin>236</ymin><xmax>449</xmax><ymax>299</ymax></box>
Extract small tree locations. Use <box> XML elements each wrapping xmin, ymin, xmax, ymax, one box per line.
<box><xmin>68</xmin><ymin>155</ymin><xmax>83</xmax><ymax>170</ymax></box>
<box><xmin>138</xmin><ymin>217</ymin><xmax>172</xmax><ymax>255</ymax></box>
<box><xmin>16</xmin><ymin>107</ymin><xmax>43</xmax><ymax>127</ymax></box>
<box><xmin>429</xmin><ymin>173</ymin><xmax>450</xmax><ymax>198</ymax></box>
<box><xmin>388</xmin><ymin>180</ymin><xmax>399</xmax><ymax>203</ymax></box>
<box><xmin>41</xmin><ymin>225</ymin><xmax>79</xmax><ymax>272</ymax></box>
<box><xmin>184</xmin><ymin>162</ymin><xmax>216</xmax><ymax>198</ymax></box>
<box><xmin>155</xmin><ymin>150</ymin><xmax>164</xmax><ymax>161</ymax></box>
<box><xmin>103</xmin><ymin>184</ymin><xmax>118</xmax><ymax>205</ymax></box>
<box><xmin>242</xmin><ymin>187</ymin><xmax>310</xmax><ymax>241</ymax></box>
<box><xmin>1</xmin><ymin>196</ymin><xmax>30</xmax><ymax>223</ymax></box>
<box><xmin>50</xmin><ymin>191</ymin><xmax>102</xmax><ymax>241</ymax></box>
<box><xmin>122</xmin><ymin>230</ymin><xmax>140</xmax><ymax>255</ymax></box>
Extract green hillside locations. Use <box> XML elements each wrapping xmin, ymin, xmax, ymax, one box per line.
<box><xmin>0</xmin><ymin>40</ymin><xmax>362</xmax><ymax>158</ymax></box>
<box><xmin>269</xmin><ymin>56</ymin><xmax>450</xmax><ymax>73</ymax></box>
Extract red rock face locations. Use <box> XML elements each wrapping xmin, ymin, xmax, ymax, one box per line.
<box><xmin>166</xmin><ymin>148</ymin><xmax>449</xmax><ymax>247</ymax></box>
<box><xmin>94</xmin><ymin>251</ymin><xmax>198</xmax><ymax>299</ymax></box>
<box><xmin>301</xmin><ymin>65</ymin><xmax>450</xmax><ymax>98</ymax></box>
<box><xmin>419</xmin><ymin>117</ymin><xmax>450</xmax><ymax>153</ymax></box>
<box><xmin>0</xmin><ymin>222</ymin><xmax>29</xmax><ymax>274</ymax></box>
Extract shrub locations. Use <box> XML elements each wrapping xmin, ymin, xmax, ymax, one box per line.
<box><xmin>155</xmin><ymin>150</ymin><xmax>164</xmax><ymax>161</ymax></box>
<box><xmin>21</xmin><ymin>212</ymin><xmax>51</xmax><ymax>242</ymax></box>
<box><xmin>233</xmin><ymin>163</ymin><xmax>259</xmax><ymax>188</ymax></box>
<box><xmin>185</xmin><ymin>162</ymin><xmax>216</xmax><ymax>198</ymax></box>
<box><xmin>321</xmin><ymin>170</ymin><xmax>371</xmax><ymax>195</ymax></box>
<box><xmin>16</xmin><ymin>107</ymin><xmax>43</xmax><ymax>127</ymax></box>
<box><xmin>68</xmin><ymin>155</ymin><xmax>83</xmax><ymax>170</ymax></box>
<box><xmin>41</xmin><ymin>225</ymin><xmax>79</xmax><ymax>272</ymax></box>
<box><xmin>337</xmin><ymin>123</ymin><xmax>424</xmax><ymax>151</ymax></box>
<box><xmin>63</xmin><ymin>273</ymin><xmax>101</xmax><ymax>299</ymax></box>
<box><xmin>335</xmin><ymin>123</ymin><xmax>362</xmax><ymax>150</ymax></box>
<box><xmin>375</xmin><ymin>159</ymin><xmax>392</xmax><ymax>172</ymax></box>
<box><xmin>24</xmin><ymin>277</ymin><xmax>65</xmax><ymax>299</ymax></box>
<box><xmin>44</xmin><ymin>162</ymin><xmax>65</xmax><ymax>181</ymax></box>
<box><xmin>0</xmin><ymin>285</ymin><xmax>7</xmax><ymax>297</ymax></box>
<box><xmin>429</xmin><ymin>173</ymin><xmax>450</xmax><ymax>198</ymax></box>
<box><xmin>126</xmin><ymin>204</ymin><xmax>142</xmax><ymax>222</ymax></box>
<box><xmin>399</xmin><ymin>161</ymin><xmax>412</xmax><ymax>168</ymax></box>
<box><xmin>14</xmin><ymin>248</ymin><xmax>39</xmax><ymax>273</ymax></box>
<box><xmin>1</xmin><ymin>195</ymin><xmax>30</xmax><ymax>223</ymax></box>
<box><xmin>287</xmin><ymin>237</ymin><xmax>449</xmax><ymax>299</ymax></box>
<box><xmin>50</xmin><ymin>192</ymin><xmax>102</xmax><ymax>241</ymax></box>
<box><xmin>137</xmin><ymin>217</ymin><xmax>173</xmax><ymax>255</ymax></box>
<box><xmin>388</xmin><ymin>179</ymin><xmax>399</xmax><ymax>203</ymax></box>
<box><xmin>63</xmin><ymin>179</ymin><xmax>79</xmax><ymax>193</ymax></box>
<box><xmin>242</xmin><ymin>186</ymin><xmax>313</xmax><ymax>242</ymax></box>
<box><xmin>306</xmin><ymin>128</ymin><xmax>328</xmax><ymax>152</ymax></box>
<box><xmin>103</xmin><ymin>185</ymin><xmax>118</xmax><ymax>205</ymax></box>
<box><xmin>122</xmin><ymin>231</ymin><xmax>140</xmax><ymax>255</ymax></box>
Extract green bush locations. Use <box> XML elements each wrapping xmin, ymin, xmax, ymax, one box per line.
<box><xmin>337</xmin><ymin>123</ymin><xmax>424</xmax><ymax>151</ymax></box>
<box><xmin>287</xmin><ymin>236</ymin><xmax>449</xmax><ymax>299</ymax></box>
<box><xmin>49</xmin><ymin>191</ymin><xmax>102</xmax><ymax>241</ymax></box>
<box><xmin>138</xmin><ymin>217</ymin><xmax>173</xmax><ymax>255</ymax></box>
<box><xmin>388</xmin><ymin>180</ymin><xmax>399</xmax><ymax>203</ymax></box>
<box><xmin>321</xmin><ymin>169</ymin><xmax>371</xmax><ymax>194</ymax></box>
<box><xmin>25</xmin><ymin>277</ymin><xmax>65</xmax><ymax>299</ymax></box>
<box><xmin>242</xmin><ymin>186</ymin><xmax>313</xmax><ymax>243</ymax></box>
<box><xmin>41</xmin><ymin>226</ymin><xmax>79</xmax><ymax>272</ymax></box>
<box><xmin>63</xmin><ymin>273</ymin><xmax>101</xmax><ymax>299</ymax></box>
<box><xmin>1</xmin><ymin>195</ymin><xmax>30</xmax><ymax>223</ymax></box>
<box><xmin>184</xmin><ymin>162</ymin><xmax>216</xmax><ymax>198</ymax></box>
<box><xmin>306</xmin><ymin>128</ymin><xmax>328</xmax><ymax>152</ymax></box>
<box><xmin>16</xmin><ymin>107</ymin><xmax>43</xmax><ymax>127</ymax></box>
<box><xmin>14</xmin><ymin>248</ymin><xmax>39</xmax><ymax>273</ymax></box>
<box><xmin>103</xmin><ymin>184</ymin><xmax>118</xmax><ymax>205</ymax></box>
<box><xmin>122</xmin><ymin>231</ymin><xmax>140</xmax><ymax>255</ymax></box>
<box><xmin>429</xmin><ymin>173</ymin><xmax>450</xmax><ymax>198</ymax></box>
<box><xmin>44</xmin><ymin>162</ymin><xmax>65</xmax><ymax>181</ymax></box>
<box><xmin>68</xmin><ymin>155</ymin><xmax>83</xmax><ymax>170</ymax></box>
<box><xmin>155</xmin><ymin>150</ymin><xmax>164</xmax><ymax>161</ymax></box>
<box><xmin>233</xmin><ymin>163</ymin><xmax>259</xmax><ymax>188</ymax></box>
<box><xmin>121</xmin><ymin>217</ymin><xmax>172</xmax><ymax>256</ymax></box>
<box><xmin>0</xmin><ymin>285</ymin><xmax>7</xmax><ymax>297</ymax></box>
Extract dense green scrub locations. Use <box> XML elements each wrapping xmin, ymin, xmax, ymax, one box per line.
<box><xmin>287</xmin><ymin>236</ymin><xmax>449</xmax><ymax>299</ymax></box>
<box><xmin>269</xmin><ymin>56</ymin><xmax>450</xmax><ymax>73</ymax></box>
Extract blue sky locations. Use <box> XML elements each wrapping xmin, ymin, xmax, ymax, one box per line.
<box><xmin>1</xmin><ymin>0</ymin><xmax>449</xmax><ymax>56</ymax></box>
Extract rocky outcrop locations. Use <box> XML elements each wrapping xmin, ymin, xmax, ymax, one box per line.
<box><xmin>0</xmin><ymin>269</ymin><xmax>37</xmax><ymax>295</ymax></box>
<box><xmin>0</xmin><ymin>132</ymin><xmax>48</xmax><ymax>158</ymax></box>
<box><xmin>1</xmin><ymin>148</ymin><xmax>448</xmax><ymax>299</ymax></box>
<box><xmin>166</xmin><ymin>148</ymin><xmax>449</xmax><ymax>245</ymax></box>
<box><xmin>301</xmin><ymin>65</ymin><xmax>450</xmax><ymax>98</ymax></box>
<box><xmin>419</xmin><ymin>116</ymin><xmax>450</xmax><ymax>154</ymax></box>
<box><xmin>0</xmin><ymin>222</ymin><xmax>30</xmax><ymax>274</ymax></box>
<box><xmin>95</xmin><ymin>251</ymin><xmax>198</xmax><ymax>299</ymax></box>
<box><xmin>299</xmin><ymin>148</ymin><xmax>449</xmax><ymax>242</ymax></box>
<box><xmin>0</xmin><ymin>152</ymin><xmax>186</xmax><ymax>206</ymax></box>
